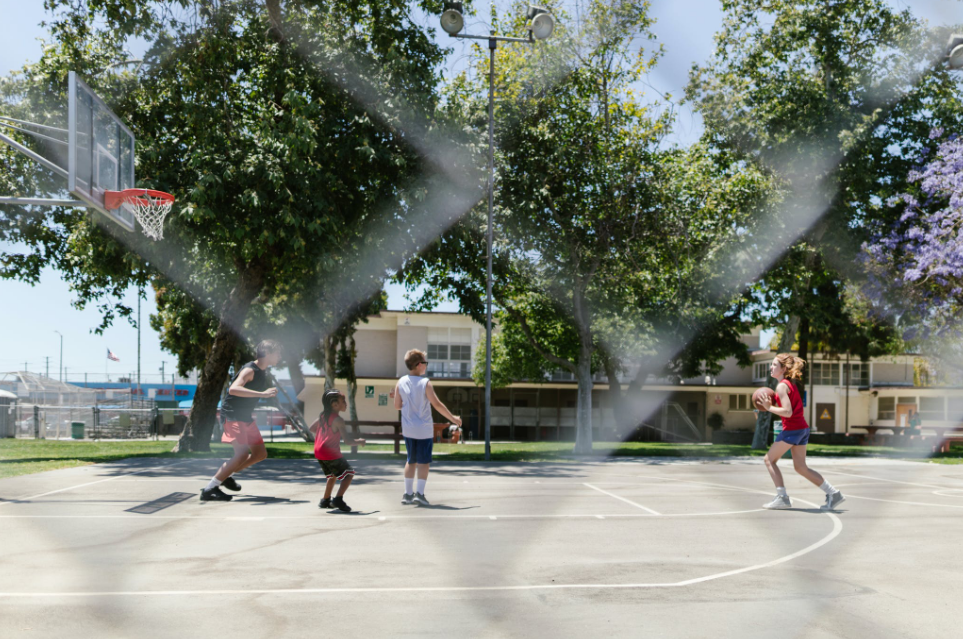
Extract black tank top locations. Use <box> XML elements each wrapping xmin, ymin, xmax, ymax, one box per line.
<box><xmin>220</xmin><ymin>362</ymin><xmax>271</xmax><ymax>422</ymax></box>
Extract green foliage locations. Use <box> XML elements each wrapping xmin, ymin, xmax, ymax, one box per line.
<box><xmin>687</xmin><ymin>0</ymin><xmax>963</xmax><ymax>360</ymax></box>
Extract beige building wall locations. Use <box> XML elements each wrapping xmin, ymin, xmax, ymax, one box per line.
<box><xmin>353</xmin><ymin>330</ymin><xmax>398</xmax><ymax>378</ymax></box>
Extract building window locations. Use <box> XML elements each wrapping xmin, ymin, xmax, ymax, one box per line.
<box><xmin>844</xmin><ymin>363</ymin><xmax>869</xmax><ymax>387</ymax></box>
<box><xmin>948</xmin><ymin>398</ymin><xmax>963</xmax><ymax>423</ymax></box>
<box><xmin>427</xmin><ymin>328</ymin><xmax>473</xmax><ymax>378</ymax></box>
<box><xmin>427</xmin><ymin>344</ymin><xmax>448</xmax><ymax>360</ymax></box>
<box><xmin>878</xmin><ymin>397</ymin><xmax>895</xmax><ymax>420</ymax></box>
<box><xmin>811</xmin><ymin>362</ymin><xmax>840</xmax><ymax>386</ymax></box>
<box><xmin>919</xmin><ymin>397</ymin><xmax>945</xmax><ymax>422</ymax></box>
<box><xmin>551</xmin><ymin>369</ymin><xmax>576</xmax><ymax>381</ymax></box>
<box><xmin>753</xmin><ymin>363</ymin><xmax>769</xmax><ymax>381</ymax></box>
<box><xmin>729</xmin><ymin>394</ymin><xmax>752</xmax><ymax>411</ymax></box>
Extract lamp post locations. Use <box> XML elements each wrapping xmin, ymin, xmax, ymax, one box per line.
<box><xmin>54</xmin><ymin>331</ymin><xmax>63</xmax><ymax>383</ymax></box>
<box><xmin>440</xmin><ymin>3</ymin><xmax>555</xmax><ymax>461</ymax></box>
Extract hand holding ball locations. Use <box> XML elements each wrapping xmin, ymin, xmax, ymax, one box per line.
<box><xmin>752</xmin><ymin>387</ymin><xmax>776</xmax><ymax>411</ymax></box>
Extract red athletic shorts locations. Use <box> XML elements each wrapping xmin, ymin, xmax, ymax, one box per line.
<box><xmin>221</xmin><ymin>420</ymin><xmax>264</xmax><ymax>447</ymax></box>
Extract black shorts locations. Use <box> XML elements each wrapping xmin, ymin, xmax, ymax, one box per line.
<box><xmin>317</xmin><ymin>457</ymin><xmax>355</xmax><ymax>480</ymax></box>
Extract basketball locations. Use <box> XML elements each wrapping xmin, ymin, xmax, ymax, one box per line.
<box><xmin>752</xmin><ymin>387</ymin><xmax>776</xmax><ymax>410</ymax></box>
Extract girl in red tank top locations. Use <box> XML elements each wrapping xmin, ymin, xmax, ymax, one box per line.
<box><xmin>309</xmin><ymin>389</ymin><xmax>367</xmax><ymax>513</ymax></box>
<box><xmin>758</xmin><ymin>353</ymin><xmax>844</xmax><ymax>511</ymax></box>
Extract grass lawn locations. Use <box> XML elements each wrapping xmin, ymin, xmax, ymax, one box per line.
<box><xmin>2</xmin><ymin>438</ymin><xmax>962</xmax><ymax>479</ymax></box>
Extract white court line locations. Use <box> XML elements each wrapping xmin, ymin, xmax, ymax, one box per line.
<box><xmin>0</xmin><ymin>506</ymin><xmax>842</xmax><ymax>599</ymax></box>
<box><xmin>0</xmin><ymin>508</ymin><xmax>766</xmax><ymax>521</ymax></box>
<box><xmin>0</xmin><ymin>460</ymin><xmax>191</xmax><ymax>507</ymax></box>
<box><xmin>844</xmin><ymin>494</ymin><xmax>963</xmax><ymax>509</ymax></box>
<box><xmin>820</xmin><ymin>470</ymin><xmax>949</xmax><ymax>490</ymax></box>
<box><xmin>583</xmin><ymin>483</ymin><xmax>661</xmax><ymax>515</ymax></box>
<box><xmin>932</xmin><ymin>489</ymin><xmax>963</xmax><ymax>497</ymax></box>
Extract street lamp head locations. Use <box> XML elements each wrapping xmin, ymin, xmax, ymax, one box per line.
<box><xmin>527</xmin><ymin>5</ymin><xmax>555</xmax><ymax>41</ymax></box>
<box><xmin>440</xmin><ymin>2</ymin><xmax>464</xmax><ymax>36</ymax></box>
<box><xmin>948</xmin><ymin>34</ymin><xmax>963</xmax><ymax>70</ymax></box>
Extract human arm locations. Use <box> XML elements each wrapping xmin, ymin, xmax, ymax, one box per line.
<box><xmin>332</xmin><ymin>416</ymin><xmax>366</xmax><ymax>447</ymax></box>
<box><xmin>425</xmin><ymin>381</ymin><xmax>462</xmax><ymax>426</ymax></box>
<box><xmin>392</xmin><ymin>381</ymin><xmax>403</xmax><ymax>410</ymax></box>
<box><xmin>308</xmin><ymin>418</ymin><xmax>321</xmax><ymax>436</ymax></box>
<box><xmin>228</xmin><ymin>367</ymin><xmax>278</xmax><ymax>399</ymax></box>
<box><xmin>760</xmin><ymin>383</ymin><xmax>792</xmax><ymax>418</ymax></box>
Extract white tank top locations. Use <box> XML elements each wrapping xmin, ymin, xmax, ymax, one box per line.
<box><xmin>398</xmin><ymin>374</ymin><xmax>433</xmax><ymax>439</ymax></box>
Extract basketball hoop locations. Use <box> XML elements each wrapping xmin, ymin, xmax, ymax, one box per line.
<box><xmin>104</xmin><ymin>189</ymin><xmax>174</xmax><ymax>240</ymax></box>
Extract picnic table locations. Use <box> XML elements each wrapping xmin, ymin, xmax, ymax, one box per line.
<box><xmin>859</xmin><ymin>425</ymin><xmax>917</xmax><ymax>446</ymax></box>
<box><xmin>920</xmin><ymin>426</ymin><xmax>963</xmax><ymax>454</ymax></box>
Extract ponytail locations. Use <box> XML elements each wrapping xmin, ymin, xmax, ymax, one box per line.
<box><xmin>775</xmin><ymin>353</ymin><xmax>805</xmax><ymax>385</ymax></box>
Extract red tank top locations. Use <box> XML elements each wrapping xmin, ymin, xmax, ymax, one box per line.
<box><xmin>314</xmin><ymin>414</ymin><xmax>343</xmax><ymax>460</ymax></box>
<box><xmin>775</xmin><ymin>380</ymin><xmax>809</xmax><ymax>430</ymax></box>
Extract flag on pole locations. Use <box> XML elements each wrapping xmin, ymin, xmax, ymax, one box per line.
<box><xmin>107</xmin><ymin>349</ymin><xmax>120</xmax><ymax>362</ymax></box>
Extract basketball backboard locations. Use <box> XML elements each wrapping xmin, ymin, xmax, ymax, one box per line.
<box><xmin>67</xmin><ymin>71</ymin><xmax>136</xmax><ymax>232</ymax></box>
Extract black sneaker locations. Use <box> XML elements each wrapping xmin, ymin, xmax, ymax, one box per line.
<box><xmin>401</xmin><ymin>493</ymin><xmax>414</xmax><ymax>505</ymax></box>
<box><xmin>413</xmin><ymin>492</ymin><xmax>430</xmax><ymax>507</ymax></box>
<box><xmin>331</xmin><ymin>496</ymin><xmax>352</xmax><ymax>513</ymax></box>
<box><xmin>319</xmin><ymin>497</ymin><xmax>332</xmax><ymax>509</ymax></box>
<box><xmin>221</xmin><ymin>476</ymin><xmax>241</xmax><ymax>492</ymax></box>
<box><xmin>200</xmin><ymin>486</ymin><xmax>232</xmax><ymax>502</ymax></box>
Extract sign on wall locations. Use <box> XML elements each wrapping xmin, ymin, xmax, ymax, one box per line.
<box><xmin>365</xmin><ymin>385</ymin><xmax>374</xmax><ymax>399</ymax></box>
<box><xmin>378</xmin><ymin>393</ymin><xmax>388</xmax><ymax>406</ymax></box>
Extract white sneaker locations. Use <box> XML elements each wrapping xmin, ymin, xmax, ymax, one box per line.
<box><xmin>823</xmin><ymin>491</ymin><xmax>845</xmax><ymax>511</ymax></box>
<box><xmin>763</xmin><ymin>495</ymin><xmax>792</xmax><ymax>509</ymax></box>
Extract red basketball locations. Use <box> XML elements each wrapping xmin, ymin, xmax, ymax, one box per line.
<box><xmin>752</xmin><ymin>387</ymin><xmax>776</xmax><ymax>410</ymax></box>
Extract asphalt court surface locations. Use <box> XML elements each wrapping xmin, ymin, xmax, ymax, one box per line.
<box><xmin>1</xmin><ymin>455</ymin><xmax>962</xmax><ymax>638</ymax></box>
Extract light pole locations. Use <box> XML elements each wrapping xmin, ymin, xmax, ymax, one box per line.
<box><xmin>440</xmin><ymin>3</ymin><xmax>555</xmax><ymax>461</ymax></box>
<box><xmin>54</xmin><ymin>331</ymin><xmax>63</xmax><ymax>383</ymax></box>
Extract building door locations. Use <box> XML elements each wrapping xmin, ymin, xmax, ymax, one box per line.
<box><xmin>815</xmin><ymin>403</ymin><xmax>835</xmax><ymax>433</ymax></box>
<box><xmin>896</xmin><ymin>404</ymin><xmax>916</xmax><ymax>428</ymax></box>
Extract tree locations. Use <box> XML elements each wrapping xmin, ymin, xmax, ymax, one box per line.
<box><xmin>406</xmin><ymin>0</ymin><xmax>770</xmax><ymax>453</ymax></box>
<box><xmin>862</xmin><ymin>130</ymin><xmax>963</xmax><ymax>375</ymax></box>
<box><xmin>687</xmin><ymin>0</ymin><xmax>962</xmax><ymax>446</ymax></box>
<box><xmin>2</xmin><ymin>0</ymin><xmax>463</xmax><ymax>451</ymax></box>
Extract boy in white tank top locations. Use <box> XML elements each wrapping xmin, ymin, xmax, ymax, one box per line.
<box><xmin>393</xmin><ymin>349</ymin><xmax>462</xmax><ymax>506</ymax></box>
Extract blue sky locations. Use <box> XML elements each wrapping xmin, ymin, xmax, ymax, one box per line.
<box><xmin>0</xmin><ymin>0</ymin><xmax>956</xmax><ymax>381</ymax></box>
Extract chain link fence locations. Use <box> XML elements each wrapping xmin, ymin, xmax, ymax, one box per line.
<box><xmin>3</xmin><ymin>402</ymin><xmax>294</xmax><ymax>441</ymax></box>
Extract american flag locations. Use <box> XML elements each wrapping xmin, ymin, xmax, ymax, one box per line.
<box><xmin>107</xmin><ymin>349</ymin><xmax>120</xmax><ymax>362</ymax></box>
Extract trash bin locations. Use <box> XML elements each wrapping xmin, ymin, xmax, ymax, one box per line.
<box><xmin>71</xmin><ymin>421</ymin><xmax>85</xmax><ymax>440</ymax></box>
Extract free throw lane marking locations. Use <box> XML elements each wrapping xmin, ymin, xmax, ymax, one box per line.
<box><xmin>583</xmin><ymin>483</ymin><xmax>661</xmax><ymax>515</ymax></box>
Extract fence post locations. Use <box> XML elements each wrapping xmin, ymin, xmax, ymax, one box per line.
<box><xmin>152</xmin><ymin>407</ymin><xmax>159</xmax><ymax>441</ymax></box>
<box><xmin>93</xmin><ymin>407</ymin><xmax>100</xmax><ymax>439</ymax></box>
<box><xmin>33</xmin><ymin>405</ymin><xmax>40</xmax><ymax>439</ymax></box>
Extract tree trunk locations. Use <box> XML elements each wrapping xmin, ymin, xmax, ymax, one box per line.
<box><xmin>574</xmin><ymin>340</ymin><xmax>594</xmax><ymax>455</ymax></box>
<box><xmin>603</xmin><ymin>353</ymin><xmax>627</xmax><ymax>439</ymax></box>
<box><xmin>323</xmin><ymin>334</ymin><xmax>338</xmax><ymax>391</ymax></box>
<box><xmin>345</xmin><ymin>333</ymin><xmax>359</xmax><ymax>424</ymax></box>
<box><xmin>175</xmin><ymin>263</ymin><xmax>264</xmax><ymax>453</ymax></box>
<box><xmin>287</xmin><ymin>357</ymin><xmax>306</xmax><ymax>413</ymax></box>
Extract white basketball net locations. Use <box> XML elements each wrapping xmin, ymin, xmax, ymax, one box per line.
<box><xmin>122</xmin><ymin>193</ymin><xmax>173</xmax><ymax>240</ymax></box>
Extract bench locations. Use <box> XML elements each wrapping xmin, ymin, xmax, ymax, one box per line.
<box><xmin>343</xmin><ymin>420</ymin><xmax>403</xmax><ymax>454</ymax></box>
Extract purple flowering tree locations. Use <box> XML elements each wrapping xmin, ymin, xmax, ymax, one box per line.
<box><xmin>863</xmin><ymin>129</ymin><xmax>963</xmax><ymax>366</ymax></box>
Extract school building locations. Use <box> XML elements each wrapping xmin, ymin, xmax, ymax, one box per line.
<box><xmin>298</xmin><ymin>311</ymin><xmax>963</xmax><ymax>442</ymax></box>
